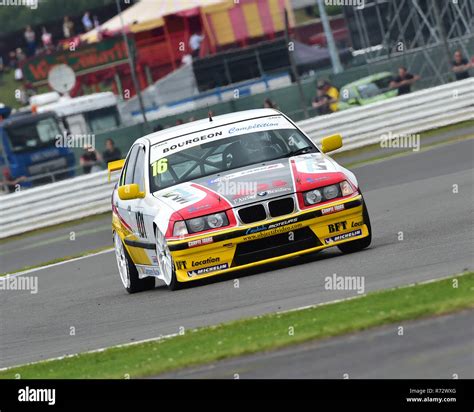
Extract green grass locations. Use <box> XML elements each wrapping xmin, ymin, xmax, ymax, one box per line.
<box><xmin>1</xmin><ymin>272</ymin><xmax>472</xmax><ymax>379</ymax></box>
<box><xmin>0</xmin><ymin>70</ymin><xmax>22</xmax><ymax>109</ymax></box>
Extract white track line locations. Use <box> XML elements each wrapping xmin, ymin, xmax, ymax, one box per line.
<box><xmin>3</xmin><ymin>248</ymin><xmax>114</xmax><ymax>278</ymax></box>
<box><xmin>0</xmin><ymin>271</ymin><xmax>469</xmax><ymax>372</ymax></box>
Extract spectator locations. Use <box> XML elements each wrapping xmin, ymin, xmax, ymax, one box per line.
<box><xmin>312</xmin><ymin>80</ymin><xmax>339</xmax><ymax>114</ymax></box>
<box><xmin>80</xmin><ymin>145</ymin><xmax>101</xmax><ymax>174</ymax></box>
<box><xmin>93</xmin><ymin>15</ymin><xmax>100</xmax><ymax>29</ymax></box>
<box><xmin>41</xmin><ymin>27</ymin><xmax>53</xmax><ymax>49</ymax></box>
<box><xmin>451</xmin><ymin>50</ymin><xmax>472</xmax><ymax>81</ymax></box>
<box><xmin>24</xmin><ymin>26</ymin><xmax>36</xmax><ymax>57</ymax></box>
<box><xmin>102</xmin><ymin>138</ymin><xmax>122</xmax><ymax>165</ymax></box>
<box><xmin>263</xmin><ymin>98</ymin><xmax>277</xmax><ymax>109</ymax></box>
<box><xmin>189</xmin><ymin>32</ymin><xmax>204</xmax><ymax>58</ymax></box>
<box><xmin>2</xmin><ymin>168</ymin><xmax>26</xmax><ymax>193</ymax></box>
<box><xmin>153</xmin><ymin>124</ymin><xmax>164</xmax><ymax>132</ymax></box>
<box><xmin>390</xmin><ymin>67</ymin><xmax>420</xmax><ymax>96</ymax></box>
<box><xmin>63</xmin><ymin>16</ymin><xmax>75</xmax><ymax>39</ymax></box>
<box><xmin>8</xmin><ymin>51</ymin><xmax>17</xmax><ymax>69</ymax></box>
<box><xmin>82</xmin><ymin>11</ymin><xmax>93</xmax><ymax>32</ymax></box>
<box><xmin>175</xmin><ymin>118</ymin><xmax>184</xmax><ymax>125</ymax></box>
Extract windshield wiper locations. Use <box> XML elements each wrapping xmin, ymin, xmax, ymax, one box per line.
<box><xmin>284</xmin><ymin>146</ymin><xmax>315</xmax><ymax>158</ymax></box>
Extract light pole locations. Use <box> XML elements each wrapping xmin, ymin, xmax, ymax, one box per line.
<box><xmin>115</xmin><ymin>0</ymin><xmax>149</xmax><ymax>129</ymax></box>
<box><xmin>317</xmin><ymin>0</ymin><xmax>343</xmax><ymax>74</ymax></box>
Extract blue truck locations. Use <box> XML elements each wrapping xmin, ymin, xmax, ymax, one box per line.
<box><xmin>0</xmin><ymin>108</ymin><xmax>76</xmax><ymax>190</ymax></box>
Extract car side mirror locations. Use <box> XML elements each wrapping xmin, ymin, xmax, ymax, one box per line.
<box><xmin>321</xmin><ymin>134</ymin><xmax>343</xmax><ymax>153</ymax></box>
<box><xmin>118</xmin><ymin>184</ymin><xmax>145</xmax><ymax>200</ymax></box>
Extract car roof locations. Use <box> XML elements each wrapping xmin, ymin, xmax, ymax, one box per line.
<box><xmin>139</xmin><ymin>108</ymin><xmax>282</xmax><ymax>146</ymax></box>
<box><xmin>342</xmin><ymin>72</ymin><xmax>393</xmax><ymax>89</ymax></box>
<box><xmin>0</xmin><ymin>111</ymin><xmax>57</xmax><ymax>128</ymax></box>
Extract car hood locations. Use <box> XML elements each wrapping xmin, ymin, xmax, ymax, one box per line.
<box><xmin>153</xmin><ymin>153</ymin><xmax>348</xmax><ymax>219</ymax></box>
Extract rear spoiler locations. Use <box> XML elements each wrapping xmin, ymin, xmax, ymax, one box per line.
<box><xmin>107</xmin><ymin>159</ymin><xmax>125</xmax><ymax>182</ymax></box>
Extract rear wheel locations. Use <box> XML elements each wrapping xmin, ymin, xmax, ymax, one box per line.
<box><xmin>155</xmin><ymin>229</ymin><xmax>181</xmax><ymax>291</ymax></box>
<box><xmin>114</xmin><ymin>232</ymin><xmax>155</xmax><ymax>293</ymax></box>
<box><xmin>337</xmin><ymin>197</ymin><xmax>372</xmax><ymax>254</ymax></box>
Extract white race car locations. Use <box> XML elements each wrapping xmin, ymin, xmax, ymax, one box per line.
<box><xmin>109</xmin><ymin>109</ymin><xmax>371</xmax><ymax>293</ymax></box>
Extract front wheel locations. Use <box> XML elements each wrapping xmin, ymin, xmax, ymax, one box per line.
<box><xmin>337</xmin><ymin>197</ymin><xmax>372</xmax><ymax>254</ymax></box>
<box><xmin>114</xmin><ymin>232</ymin><xmax>155</xmax><ymax>294</ymax></box>
<box><xmin>155</xmin><ymin>229</ymin><xmax>181</xmax><ymax>291</ymax></box>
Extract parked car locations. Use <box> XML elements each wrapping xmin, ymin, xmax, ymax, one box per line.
<box><xmin>338</xmin><ymin>72</ymin><xmax>397</xmax><ymax>110</ymax></box>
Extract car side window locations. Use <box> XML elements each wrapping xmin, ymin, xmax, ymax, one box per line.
<box><xmin>133</xmin><ymin>146</ymin><xmax>145</xmax><ymax>191</ymax></box>
<box><xmin>123</xmin><ymin>145</ymin><xmax>139</xmax><ymax>186</ymax></box>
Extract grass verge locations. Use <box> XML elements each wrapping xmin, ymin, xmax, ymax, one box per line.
<box><xmin>1</xmin><ymin>272</ymin><xmax>472</xmax><ymax>379</ymax></box>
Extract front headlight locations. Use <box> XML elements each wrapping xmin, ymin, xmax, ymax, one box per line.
<box><xmin>323</xmin><ymin>185</ymin><xmax>339</xmax><ymax>200</ymax></box>
<box><xmin>303</xmin><ymin>181</ymin><xmax>354</xmax><ymax>206</ymax></box>
<box><xmin>174</xmin><ymin>212</ymin><xmax>229</xmax><ymax>236</ymax></box>
<box><xmin>207</xmin><ymin>213</ymin><xmax>225</xmax><ymax>228</ymax></box>
<box><xmin>188</xmin><ymin>217</ymin><xmax>205</xmax><ymax>233</ymax></box>
<box><xmin>304</xmin><ymin>189</ymin><xmax>322</xmax><ymax>205</ymax></box>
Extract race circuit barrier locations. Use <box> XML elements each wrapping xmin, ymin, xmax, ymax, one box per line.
<box><xmin>0</xmin><ymin>79</ymin><xmax>473</xmax><ymax>239</ymax></box>
<box><xmin>298</xmin><ymin>77</ymin><xmax>474</xmax><ymax>151</ymax></box>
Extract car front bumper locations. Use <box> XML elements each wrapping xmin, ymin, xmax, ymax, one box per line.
<box><xmin>168</xmin><ymin>194</ymin><xmax>369</xmax><ymax>282</ymax></box>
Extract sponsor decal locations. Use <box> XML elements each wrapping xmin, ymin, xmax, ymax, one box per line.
<box><xmin>294</xmin><ymin>154</ymin><xmax>330</xmax><ymax>173</ymax></box>
<box><xmin>187</xmin><ymin>263</ymin><xmax>229</xmax><ymax>277</ymax></box>
<box><xmin>175</xmin><ymin>260</ymin><xmax>187</xmax><ymax>270</ymax></box>
<box><xmin>192</xmin><ymin>257</ymin><xmax>220</xmax><ymax>267</ymax></box>
<box><xmin>162</xmin><ymin>131</ymin><xmax>223</xmax><ymax>154</ymax></box>
<box><xmin>351</xmin><ymin>221</ymin><xmax>364</xmax><ymax>228</ymax></box>
<box><xmin>161</xmin><ymin>187</ymin><xmax>200</xmax><ymax>205</ymax></box>
<box><xmin>228</xmin><ymin>121</ymin><xmax>279</xmax><ymax>135</ymax></box>
<box><xmin>321</xmin><ymin>204</ymin><xmax>345</xmax><ymax>215</ymax></box>
<box><xmin>243</xmin><ymin>222</ymin><xmax>303</xmax><ymax>241</ymax></box>
<box><xmin>135</xmin><ymin>211</ymin><xmax>147</xmax><ymax>238</ymax></box>
<box><xmin>327</xmin><ymin>221</ymin><xmax>347</xmax><ymax>233</ymax></box>
<box><xmin>257</xmin><ymin>186</ymin><xmax>291</xmax><ymax>198</ymax></box>
<box><xmin>188</xmin><ymin>237</ymin><xmax>214</xmax><ymax>248</ymax></box>
<box><xmin>209</xmin><ymin>164</ymin><xmax>285</xmax><ymax>184</ymax></box>
<box><xmin>187</xmin><ymin>204</ymin><xmax>212</xmax><ymax>213</ymax></box>
<box><xmin>325</xmin><ymin>229</ymin><xmax>362</xmax><ymax>244</ymax></box>
<box><xmin>245</xmin><ymin>217</ymin><xmax>299</xmax><ymax>235</ymax></box>
<box><xmin>306</xmin><ymin>176</ymin><xmax>329</xmax><ymax>183</ymax></box>
<box><xmin>137</xmin><ymin>266</ymin><xmax>160</xmax><ymax>277</ymax></box>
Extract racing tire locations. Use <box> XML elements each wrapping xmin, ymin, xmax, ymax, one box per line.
<box><xmin>155</xmin><ymin>228</ymin><xmax>181</xmax><ymax>291</ymax></box>
<box><xmin>337</xmin><ymin>196</ymin><xmax>372</xmax><ymax>254</ymax></box>
<box><xmin>114</xmin><ymin>232</ymin><xmax>155</xmax><ymax>294</ymax></box>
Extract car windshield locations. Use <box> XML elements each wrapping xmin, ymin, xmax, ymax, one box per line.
<box><xmin>149</xmin><ymin>117</ymin><xmax>316</xmax><ymax>192</ymax></box>
<box><xmin>6</xmin><ymin>116</ymin><xmax>62</xmax><ymax>153</ymax></box>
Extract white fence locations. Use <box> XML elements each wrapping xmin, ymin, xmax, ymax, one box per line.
<box><xmin>1</xmin><ymin>79</ymin><xmax>473</xmax><ymax>239</ymax></box>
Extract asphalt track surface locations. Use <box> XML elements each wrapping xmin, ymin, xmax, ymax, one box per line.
<box><xmin>0</xmin><ymin>138</ymin><xmax>473</xmax><ymax>371</ymax></box>
<box><xmin>158</xmin><ymin>310</ymin><xmax>474</xmax><ymax>379</ymax></box>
